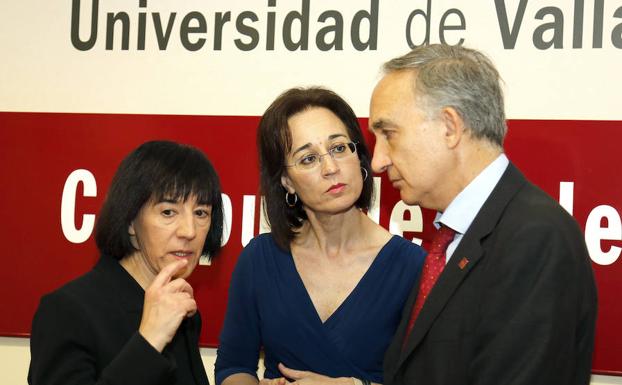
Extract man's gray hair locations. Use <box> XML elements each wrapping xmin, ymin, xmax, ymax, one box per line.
<box><xmin>383</xmin><ymin>44</ymin><xmax>507</xmax><ymax>147</ymax></box>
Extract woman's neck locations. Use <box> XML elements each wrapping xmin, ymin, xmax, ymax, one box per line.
<box><xmin>120</xmin><ymin>251</ymin><xmax>155</xmax><ymax>290</ymax></box>
<box><xmin>294</xmin><ymin>206</ymin><xmax>370</xmax><ymax>258</ymax></box>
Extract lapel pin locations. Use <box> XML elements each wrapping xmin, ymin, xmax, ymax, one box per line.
<box><xmin>458</xmin><ymin>257</ymin><xmax>469</xmax><ymax>270</ymax></box>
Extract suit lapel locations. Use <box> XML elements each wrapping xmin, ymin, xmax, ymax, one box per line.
<box><xmin>398</xmin><ymin>238</ymin><xmax>485</xmax><ymax>365</ymax></box>
<box><xmin>395</xmin><ymin>163</ymin><xmax>528</xmax><ymax>368</ymax></box>
<box><xmin>383</xmin><ymin>268</ymin><xmax>422</xmax><ymax>384</ymax></box>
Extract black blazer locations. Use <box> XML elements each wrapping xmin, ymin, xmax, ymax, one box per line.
<box><xmin>384</xmin><ymin>163</ymin><xmax>597</xmax><ymax>385</ymax></box>
<box><xmin>28</xmin><ymin>255</ymin><xmax>209</xmax><ymax>385</ymax></box>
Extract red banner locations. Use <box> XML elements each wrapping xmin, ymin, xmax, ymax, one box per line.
<box><xmin>0</xmin><ymin>112</ymin><xmax>619</xmax><ymax>374</ymax></box>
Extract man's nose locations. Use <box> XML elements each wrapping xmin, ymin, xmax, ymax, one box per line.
<box><xmin>371</xmin><ymin>140</ymin><xmax>391</xmax><ymax>174</ymax></box>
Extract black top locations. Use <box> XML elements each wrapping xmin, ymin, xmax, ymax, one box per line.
<box><xmin>28</xmin><ymin>254</ymin><xmax>209</xmax><ymax>385</ymax></box>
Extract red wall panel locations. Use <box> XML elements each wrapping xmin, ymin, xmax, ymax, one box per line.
<box><xmin>0</xmin><ymin>112</ymin><xmax>619</xmax><ymax>374</ymax></box>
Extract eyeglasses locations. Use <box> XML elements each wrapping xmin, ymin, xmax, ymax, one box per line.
<box><xmin>285</xmin><ymin>142</ymin><xmax>358</xmax><ymax>171</ymax></box>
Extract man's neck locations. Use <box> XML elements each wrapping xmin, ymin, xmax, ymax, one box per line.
<box><xmin>439</xmin><ymin>139</ymin><xmax>503</xmax><ymax>212</ymax></box>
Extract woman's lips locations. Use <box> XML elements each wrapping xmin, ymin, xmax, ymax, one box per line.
<box><xmin>327</xmin><ymin>183</ymin><xmax>346</xmax><ymax>193</ymax></box>
<box><xmin>171</xmin><ymin>251</ymin><xmax>193</xmax><ymax>259</ymax></box>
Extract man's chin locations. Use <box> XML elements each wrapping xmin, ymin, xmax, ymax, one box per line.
<box><xmin>399</xmin><ymin>191</ymin><xmax>419</xmax><ymax>206</ymax></box>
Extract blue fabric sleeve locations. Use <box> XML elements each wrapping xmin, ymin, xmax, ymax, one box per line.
<box><xmin>214</xmin><ymin>238</ymin><xmax>262</xmax><ymax>385</ymax></box>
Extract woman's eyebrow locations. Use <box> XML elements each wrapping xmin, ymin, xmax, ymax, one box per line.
<box><xmin>292</xmin><ymin>142</ymin><xmax>312</xmax><ymax>156</ymax></box>
<box><xmin>291</xmin><ymin>134</ymin><xmax>349</xmax><ymax>156</ymax></box>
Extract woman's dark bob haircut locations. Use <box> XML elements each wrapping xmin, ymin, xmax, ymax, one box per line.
<box><xmin>257</xmin><ymin>87</ymin><xmax>374</xmax><ymax>250</ymax></box>
<box><xmin>95</xmin><ymin>140</ymin><xmax>223</xmax><ymax>261</ymax></box>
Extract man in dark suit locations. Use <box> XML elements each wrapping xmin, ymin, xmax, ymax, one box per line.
<box><xmin>369</xmin><ymin>44</ymin><xmax>597</xmax><ymax>385</ymax></box>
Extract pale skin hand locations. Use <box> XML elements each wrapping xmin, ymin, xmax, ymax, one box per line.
<box><xmin>222</xmin><ymin>373</ymin><xmax>286</xmax><ymax>385</ymax></box>
<box><xmin>259</xmin><ymin>378</ymin><xmax>287</xmax><ymax>385</ymax></box>
<box><xmin>221</xmin><ymin>362</ymin><xmax>379</xmax><ymax>385</ymax></box>
<box><xmin>138</xmin><ymin>259</ymin><xmax>197</xmax><ymax>352</ymax></box>
<box><xmin>278</xmin><ymin>363</ymin><xmax>357</xmax><ymax>385</ymax></box>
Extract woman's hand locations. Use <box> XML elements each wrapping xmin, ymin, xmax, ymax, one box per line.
<box><xmin>259</xmin><ymin>378</ymin><xmax>287</xmax><ymax>385</ymax></box>
<box><xmin>278</xmin><ymin>363</ymin><xmax>354</xmax><ymax>385</ymax></box>
<box><xmin>138</xmin><ymin>259</ymin><xmax>197</xmax><ymax>352</ymax></box>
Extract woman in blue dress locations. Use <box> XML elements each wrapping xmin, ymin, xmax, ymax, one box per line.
<box><xmin>215</xmin><ymin>88</ymin><xmax>425</xmax><ymax>385</ymax></box>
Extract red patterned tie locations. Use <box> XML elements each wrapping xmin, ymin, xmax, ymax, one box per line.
<box><xmin>404</xmin><ymin>225</ymin><xmax>456</xmax><ymax>341</ymax></box>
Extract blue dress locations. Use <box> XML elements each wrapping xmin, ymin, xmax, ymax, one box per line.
<box><xmin>215</xmin><ymin>233</ymin><xmax>425</xmax><ymax>384</ymax></box>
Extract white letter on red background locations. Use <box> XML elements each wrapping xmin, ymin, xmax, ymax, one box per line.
<box><xmin>367</xmin><ymin>177</ymin><xmax>381</xmax><ymax>224</ymax></box>
<box><xmin>221</xmin><ymin>193</ymin><xmax>232</xmax><ymax>246</ymax></box>
<box><xmin>389</xmin><ymin>200</ymin><xmax>423</xmax><ymax>245</ymax></box>
<box><xmin>241</xmin><ymin>195</ymin><xmax>257</xmax><ymax>247</ymax></box>
<box><xmin>559</xmin><ymin>181</ymin><xmax>574</xmax><ymax>215</ymax></box>
<box><xmin>585</xmin><ymin>205</ymin><xmax>622</xmax><ymax>265</ymax></box>
<box><xmin>61</xmin><ymin>169</ymin><xmax>97</xmax><ymax>244</ymax></box>
<box><xmin>241</xmin><ymin>195</ymin><xmax>270</xmax><ymax>247</ymax></box>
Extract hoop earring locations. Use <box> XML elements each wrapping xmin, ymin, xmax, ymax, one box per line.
<box><xmin>361</xmin><ymin>167</ymin><xmax>369</xmax><ymax>181</ymax></box>
<box><xmin>285</xmin><ymin>192</ymin><xmax>298</xmax><ymax>207</ymax></box>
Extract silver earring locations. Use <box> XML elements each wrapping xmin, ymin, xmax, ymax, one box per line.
<box><xmin>285</xmin><ymin>192</ymin><xmax>298</xmax><ymax>207</ymax></box>
<box><xmin>361</xmin><ymin>167</ymin><xmax>369</xmax><ymax>181</ymax></box>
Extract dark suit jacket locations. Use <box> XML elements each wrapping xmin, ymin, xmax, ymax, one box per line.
<box><xmin>384</xmin><ymin>163</ymin><xmax>597</xmax><ymax>385</ymax></box>
<box><xmin>28</xmin><ymin>255</ymin><xmax>209</xmax><ymax>385</ymax></box>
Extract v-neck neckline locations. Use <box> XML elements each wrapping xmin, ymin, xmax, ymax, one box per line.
<box><xmin>285</xmin><ymin>235</ymin><xmax>398</xmax><ymax>326</ymax></box>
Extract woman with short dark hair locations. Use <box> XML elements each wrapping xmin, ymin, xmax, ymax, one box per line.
<box><xmin>29</xmin><ymin>140</ymin><xmax>223</xmax><ymax>385</ymax></box>
<box><xmin>215</xmin><ymin>88</ymin><xmax>425</xmax><ymax>385</ymax></box>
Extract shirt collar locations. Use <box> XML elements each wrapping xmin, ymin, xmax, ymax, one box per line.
<box><xmin>435</xmin><ymin>154</ymin><xmax>509</xmax><ymax>234</ymax></box>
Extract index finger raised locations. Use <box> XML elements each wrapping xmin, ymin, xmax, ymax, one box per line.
<box><xmin>151</xmin><ymin>259</ymin><xmax>188</xmax><ymax>288</ymax></box>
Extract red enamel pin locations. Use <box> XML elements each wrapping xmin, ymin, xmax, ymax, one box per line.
<box><xmin>458</xmin><ymin>257</ymin><xmax>469</xmax><ymax>270</ymax></box>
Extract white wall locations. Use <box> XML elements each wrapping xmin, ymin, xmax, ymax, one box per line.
<box><xmin>2</xmin><ymin>1</ymin><xmax>621</xmax><ymax>120</ymax></box>
<box><xmin>2</xmin><ymin>337</ymin><xmax>621</xmax><ymax>385</ymax></box>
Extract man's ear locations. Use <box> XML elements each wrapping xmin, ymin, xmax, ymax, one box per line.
<box><xmin>440</xmin><ymin>106</ymin><xmax>465</xmax><ymax>149</ymax></box>
<box><xmin>128</xmin><ymin>222</ymin><xmax>136</xmax><ymax>236</ymax></box>
<box><xmin>281</xmin><ymin>173</ymin><xmax>295</xmax><ymax>194</ymax></box>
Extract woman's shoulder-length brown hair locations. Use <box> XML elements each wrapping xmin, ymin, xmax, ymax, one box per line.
<box><xmin>256</xmin><ymin>87</ymin><xmax>374</xmax><ymax>251</ymax></box>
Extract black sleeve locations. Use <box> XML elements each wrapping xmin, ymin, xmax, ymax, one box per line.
<box><xmin>472</xmin><ymin>220</ymin><xmax>597</xmax><ymax>385</ymax></box>
<box><xmin>28</xmin><ymin>291</ymin><xmax>176</xmax><ymax>385</ymax></box>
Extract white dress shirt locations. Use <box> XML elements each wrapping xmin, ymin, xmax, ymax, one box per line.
<box><xmin>435</xmin><ymin>154</ymin><xmax>510</xmax><ymax>262</ymax></box>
